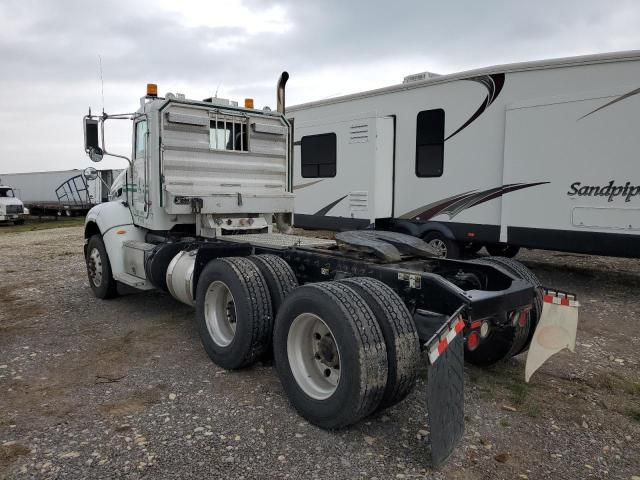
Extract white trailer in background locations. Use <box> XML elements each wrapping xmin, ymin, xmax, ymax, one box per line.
<box><xmin>0</xmin><ymin>169</ymin><xmax>121</xmax><ymax>216</ymax></box>
<box><xmin>288</xmin><ymin>50</ymin><xmax>640</xmax><ymax>258</ymax></box>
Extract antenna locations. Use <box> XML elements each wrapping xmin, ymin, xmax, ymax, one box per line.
<box><xmin>214</xmin><ymin>83</ymin><xmax>220</xmax><ymax>99</ymax></box>
<box><xmin>98</xmin><ymin>54</ymin><xmax>105</xmax><ymax>113</ymax></box>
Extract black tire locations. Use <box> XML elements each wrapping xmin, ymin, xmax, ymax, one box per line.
<box><xmin>273</xmin><ymin>281</ymin><xmax>388</xmax><ymax>429</ymax></box>
<box><xmin>339</xmin><ymin>277</ymin><xmax>420</xmax><ymax>411</ymax></box>
<box><xmin>423</xmin><ymin>231</ymin><xmax>461</xmax><ymax>259</ymax></box>
<box><xmin>86</xmin><ymin>234</ymin><xmax>118</xmax><ymax>299</ymax></box>
<box><xmin>476</xmin><ymin>256</ymin><xmax>543</xmax><ymax>355</ymax></box>
<box><xmin>464</xmin><ymin>257</ymin><xmax>541</xmax><ymax>365</ymax></box>
<box><xmin>463</xmin><ymin>321</ymin><xmax>525</xmax><ymax>366</ymax></box>
<box><xmin>248</xmin><ymin>254</ymin><xmax>299</xmax><ymax>317</ymax></box>
<box><xmin>486</xmin><ymin>243</ymin><xmax>520</xmax><ymax>258</ymax></box>
<box><xmin>463</xmin><ymin>243</ymin><xmax>483</xmax><ymax>255</ymax></box>
<box><xmin>195</xmin><ymin>257</ymin><xmax>273</xmax><ymax>370</ymax></box>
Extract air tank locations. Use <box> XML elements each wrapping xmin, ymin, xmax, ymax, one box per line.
<box><xmin>165</xmin><ymin>249</ymin><xmax>197</xmax><ymax>306</ymax></box>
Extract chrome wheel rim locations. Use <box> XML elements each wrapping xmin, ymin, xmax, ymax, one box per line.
<box><xmin>428</xmin><ymin>238</ymin><xmax>448</xmax><ymax>258</ymax></box>
<box><xmin>287</xmin><ymin>313</ymin><xmax>340</xmax><ymax>400</ymax></box>
<box><xmin>204</xmin><ymin>281</ymin><xmax>237</xmax><ymax>347</ymax></box>
<box><xmin>88</xmin><ymin>247</ymin><xmax>103</xmax><ymax>287</ymax></box>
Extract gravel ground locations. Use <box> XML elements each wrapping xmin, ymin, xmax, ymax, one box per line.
<box><xmin>0</xmin><ymin>225</ymin><xmax>639</xmax><ymax>479</ymax></box>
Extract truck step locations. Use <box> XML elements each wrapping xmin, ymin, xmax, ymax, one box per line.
<box><xmin>113</xmin><ymin>272</ymin><xmax>154</xmax><ymax>290</ymax></box>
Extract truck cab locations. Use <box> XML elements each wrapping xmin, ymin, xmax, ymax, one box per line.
<box><xmin>0</xmin><ymin>185</ymin><xmax>26</xmax><ymax>224</ymax></box>
<box><xmin>83</xmin><ymin>80</ymin><xmax>293</xmax><ymax>288</ymax></box>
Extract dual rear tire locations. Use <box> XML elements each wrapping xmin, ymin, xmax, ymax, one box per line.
<box><xmin>273</xmin><ymin>278</ymin><xmax>420</xmax><ymax>429</ymax></box>
<box><xmin>195</xmin><ymin>257</ymin><xmax>421</xmax><ymax>429</ymax></box>
<box><xmin>195</xmin><ymin>255</ymin><xmax>297</xmax><ymax>370</ymax></box>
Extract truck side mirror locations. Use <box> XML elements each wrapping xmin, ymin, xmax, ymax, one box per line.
<box><xmin>84</xmin><ymin>118</ymin><xmax>104</xmax><ymax>162</ymax></box>
<box><xmin>83</xmin><ymin>166</ymin><xmax>99</xmax><ymax>181</ymax></box>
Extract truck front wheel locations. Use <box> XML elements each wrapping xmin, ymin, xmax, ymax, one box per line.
<box><xmin>86</xmin><ymin>234</ymin><xmax>118</xmax><ymax>299</ymax></box>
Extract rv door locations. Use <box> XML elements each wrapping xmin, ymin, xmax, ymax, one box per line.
<box><xmin>374</xmin><ymin>116</ymin><xmax>394</xmax><ymax>219</ymax></box>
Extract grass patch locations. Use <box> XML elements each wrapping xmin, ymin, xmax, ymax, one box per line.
<box><xmin>521</xmin><ymin>403</ymin><xmax>542</xmax><ymax>418</ymax></box>
<box><xmin>622</xmin><ymin>380</ymin><xmax>640</xmax><ymax>396</ymax></box>
<box><xmin>468</xmin><ymin>363</ymin><xmax>530</xmax><ymax>405</ymax></box>
<box><xmin>627</xmin><ymin>408</ymin><xmax>640</xmax><ymax>423</ymax></box>
<box><xmin>590</xmin><ymin>371</ymin><xmax>640</xmax><ymax>396</ymax></box>
<box><xmin>506</xmin><ymin>381</ymin><xmax>530</xmax><ymax>405</ymax></box>
<box><xmin>0</xmin><ymin>217</ymin><xmax>84</xmax><ymax>234</ymax></box>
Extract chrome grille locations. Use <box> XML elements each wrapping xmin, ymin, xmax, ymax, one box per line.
<box><xmin>5</xmin><ymin>205</ymin><xmax>22</xmax><ymax>214</ymax></box>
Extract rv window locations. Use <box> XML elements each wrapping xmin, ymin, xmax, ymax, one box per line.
<box><xmin>209</xmin><ymin>119</ymin><xmax>248</xmax><ymax>152</ymax></box>
<box><xmin>300</xmin><ymin>133</ymin><xmax>336</xmax><ymax>178</ymax></box>
<box><xmin>135</xmin><ymin>120</ymin><xmax>148</xmax><ymax>159</ymax></box>
<box><xmin>415</xmin><ymin>109</ymin><xmax>444</xmax><ymax>177</ymax></box>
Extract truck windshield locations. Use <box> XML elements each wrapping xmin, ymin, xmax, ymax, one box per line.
<box><xmin>0</xmin><ymin>188</ymin><xmax>14</xmax><ymax>197</ymax></box>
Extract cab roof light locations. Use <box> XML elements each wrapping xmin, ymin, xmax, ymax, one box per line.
<box><xmin>147</xmin><ymin>83</ymin><xmax>158</xmax><ymax>97</ymax></box>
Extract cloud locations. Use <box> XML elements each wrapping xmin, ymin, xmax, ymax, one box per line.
<box><xmin>0</xmin><ymin>0</ymin><xmax>639</xmax><ymax>172</ymax></box>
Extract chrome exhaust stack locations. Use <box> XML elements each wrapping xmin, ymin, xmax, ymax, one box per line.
<box><xmin>276</xmin><ymin>71</ymin><xmax>293</xmax><ymax>232</ymax></box>
<box><xmin>277</xmin><ymin>71</ymin><xmax>289</xmax><ymax>114</ymax></box>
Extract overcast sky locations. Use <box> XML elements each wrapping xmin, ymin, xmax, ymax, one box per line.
<box><xmin>0</xmin><ymin>0</ymin><xmax>639</xmax><ymax>173</ymax></box>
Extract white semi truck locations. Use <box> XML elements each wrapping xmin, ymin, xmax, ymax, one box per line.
<box><xmin>0</xmin><ymin>184</ymin><xmax>27</xmax><ymax>224</ymax></box>
<box><xmin>82</xmin><ymin>73</ymin><xmax>579</xmax><ymax>466</ymax></box>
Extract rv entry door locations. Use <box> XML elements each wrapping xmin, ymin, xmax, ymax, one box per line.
<box><xmin>374</xmin><ymin>116</ymin><xmax>394</xmax><ymax>220</ymax></box>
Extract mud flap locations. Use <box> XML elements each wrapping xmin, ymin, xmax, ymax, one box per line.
<box><xmin>423</xmin><ymin>309</ymin><xmax>465</xmax><ymax>468</ymax></box>
<box><xmin>525</xmin><ymin>290</ymin><xmax>579</xmax><ymax>382</ymax></box>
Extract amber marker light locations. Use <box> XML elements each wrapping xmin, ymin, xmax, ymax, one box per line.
<box><xmin>147</xmin><ymin>83</ymin><xmax>158</xmax><ymax>97</ymax></box>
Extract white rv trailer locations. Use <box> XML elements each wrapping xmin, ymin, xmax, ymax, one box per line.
<box><xmin>288</xmin><ymin>50</ymin><xmax>640</xmax><ymax>258</ymax></box>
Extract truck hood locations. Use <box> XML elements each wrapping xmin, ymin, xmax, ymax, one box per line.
<box><xmin>0</xmin><ymin>198</ymin><xmax>24</xmax><ymax>207</ymax></box>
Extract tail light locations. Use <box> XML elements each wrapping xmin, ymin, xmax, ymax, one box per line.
<box><xmin>467</xmin><ymin>331</ymin><xmax>480</xmax><ymax>350</ymax></box>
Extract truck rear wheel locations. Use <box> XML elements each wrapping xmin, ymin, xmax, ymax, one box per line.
<box><xmin>464</xmin><ymin>257</ymin><xmax>540</xmax><ymax>365</ymax></box>
<box><xmin>476</xmin><ymin>256</ymin><xmax>543</xmax><ymax>355</ymax></box>
<box><xmin>486</xmin><ymin>244</ymin><xmax>520</xmax><ymax>258</ymax></box>
<box><xmin>339</xmin><ymin>277</ymin><xmax>420</xmax><ymax>411</ymax></box>
<box><xmin>195</xmin><ymin>257</ymin><xmax>273</xmax><ymax>370</ymax></box>
<box><xmin>273</xmin><ymin>282</ymin><xmax>388</xmax><ymax>429</ymax></box>
<box><xmin>248</xmin><ymin>254</ymin><xmax>298</xmax><ymax>316</ymax></box>
<box><xmin>86</xmin><ymin>234</ymin><xmax>118</xmax><ymax>299</ymax></box>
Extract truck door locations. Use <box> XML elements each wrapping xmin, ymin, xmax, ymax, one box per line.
<box><xmin>131</xmin><ymin>119</ymin><xmax>148</xmax><ymax>220</ymax></box>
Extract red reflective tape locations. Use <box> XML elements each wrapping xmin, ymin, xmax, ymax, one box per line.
<box><xmin>455</xmin><ymin>319</ymin><xmax>465</xmax><ymax>333</ymax></box>
<box><xmin>560</xmin><ymin>297</ymin><xmax>570</xmax><ymax>306</ymax></box>
<box><xmin>543</xmin><ymin>294</ymin><xmax>554</xmax><ymax>303</ymax></box>
<box><xmin>437</xmin><ymin>338</ymin><xmax>449</xmax><ymax>354</ymax></box>
<box><xmin>470</xmin><ymin>320</ymin><xmax>482</xmax><ymax>330</ymax></box>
